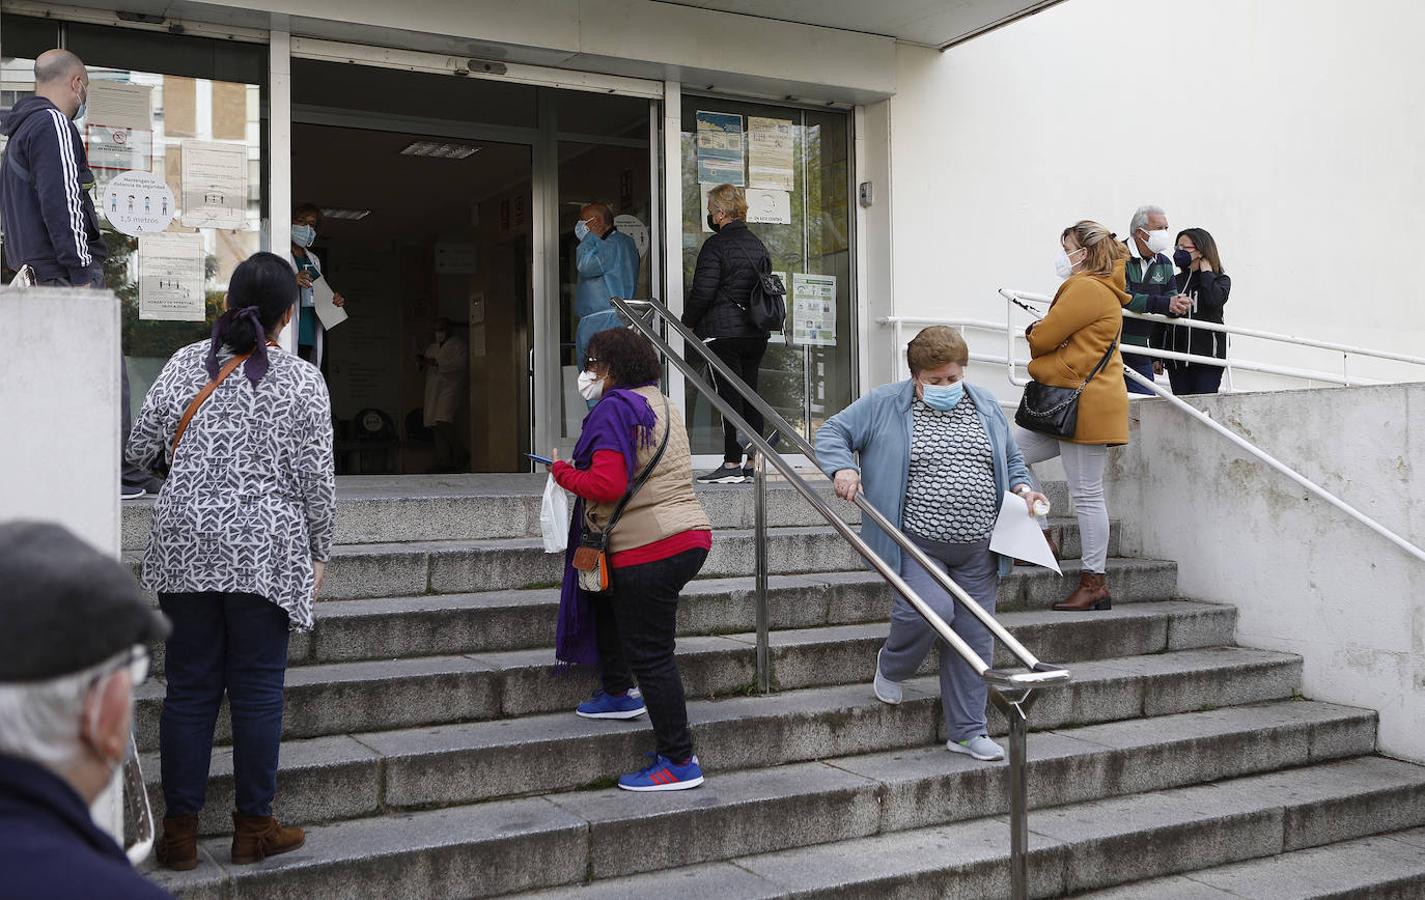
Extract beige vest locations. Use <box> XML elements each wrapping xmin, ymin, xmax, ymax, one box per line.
<box><xmin>585</xmin><ymin>386</ymin><xmax>712</xmax><ymax>554</ymax></box>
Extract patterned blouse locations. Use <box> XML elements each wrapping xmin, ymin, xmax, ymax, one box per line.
<box><xmin>127</xmin><ymin>340</ymin><xmax>336</xmax><ymax>630</ymax></box>
<box><xmin>903</xmin><ymin>394</ymin><xmax>998</xmax><ymax>543</ymax></box>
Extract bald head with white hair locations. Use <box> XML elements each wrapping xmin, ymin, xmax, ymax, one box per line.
<box><xmin>33</xmin><ymin>49</ymin><xmax>89</xmax><ymax>119</ymax></box>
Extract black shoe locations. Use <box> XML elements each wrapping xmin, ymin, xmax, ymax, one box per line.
<box><xmin>696</xmin><ymin>464</ymin><xmax>746</xmax><ymax>484</ymax></box>
<box><xmin>742</xmin><ymin>465</ymin><xmax>756</xmax><ymax>480</ymax></box>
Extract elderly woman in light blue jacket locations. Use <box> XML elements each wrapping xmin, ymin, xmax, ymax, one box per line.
<box><xmin>815</xmin><ymin>326</ymin><xmax>1047</xmax><ymax>762</ymax></box>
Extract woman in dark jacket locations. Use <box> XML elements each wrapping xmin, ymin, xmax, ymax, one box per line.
<box><xmin>1160</xmin><ymin>227</ymin><xmax>1231</xmax><ymax>395</ymax></box>
<box><xmin>681</xmin><ymin>183</ymin><xmax>772</xmax><ymax>484</ymax></box>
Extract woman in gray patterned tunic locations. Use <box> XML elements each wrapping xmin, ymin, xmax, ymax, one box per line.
<box><xmin>816</xmin><ymin>327</ymin><xmax>1048</xmax><ymax>761</ymax></box>
<box><xmin>126</xmin><ymin>252</ymin><xmax>335</xmax><ymax>871</ymax></box>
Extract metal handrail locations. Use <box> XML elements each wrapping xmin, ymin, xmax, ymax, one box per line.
<box><xmin>985</xmin><ymin>292</ymin><xmax>1425</xmax><ymax>565</ymax></box>
<box><xmin>612</xmin><ymin>296</ymin><xmax>1064</xmax><ymax>899</ymax></box>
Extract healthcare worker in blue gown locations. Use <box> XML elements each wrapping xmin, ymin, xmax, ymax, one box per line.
<box><xmin>573</xmin><ymin>202</ymin><xmax>640</xmax><ymax>407</ymax></box>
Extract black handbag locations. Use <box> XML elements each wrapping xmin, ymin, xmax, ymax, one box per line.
<box><xmin>1015</xmin><ymin>331</ymin><xmax>1121</xmax><ymax>438</ymax></box>
<box><xmin>729</xmin><ymin>240</ymin><xmax>787</xmax><ymax>334</ymax></box>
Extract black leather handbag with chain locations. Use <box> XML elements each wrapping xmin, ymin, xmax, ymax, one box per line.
<box><xmin>1014</xmin><ymin>331</ymin><xmax>1121</xmax><ymax>438</ymax></box>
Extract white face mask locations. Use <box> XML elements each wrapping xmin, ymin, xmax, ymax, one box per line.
<box><xmin>576</xmin><ymin>370</ymin><xmax>605</xmax><ymax>402</ymax></box>
<box><xmin>1054</xmin><ymin>246</ymin><xmax>1086</xmax><ymax>279</ymax></box>
<box><xmin>1144</xmin><ymin>228</ymin><xmax>1174</xmax><ymax>254</ymax></box>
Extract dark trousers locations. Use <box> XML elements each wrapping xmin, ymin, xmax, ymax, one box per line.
<box><xmin>1168</xmin><ymin>365</ymin><xmax>1224</xmax><ymax>396</ymax></box>
<box><xmin>708</xmin><ymin>335</ymin><xmax>769</xmax><ymax>462</ymax></box>
<box><xmin>158</xmin><ymin>591</ymin><xmax>290</xmax><ymax>818</ymax></box>
<box><xmin>594</xmin><ymin>547</ymin><xmax>709</xmax><ymax>762</ymax></box>
<box><xmin>1121</xmin><ymin>350</ymin><xmax>1157</xmax><ymax>395</ymax></box>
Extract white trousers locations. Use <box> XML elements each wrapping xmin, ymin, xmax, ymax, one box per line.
<box><xmin>1012</xmin><ymin>426</ymin><xmax>1111</xmax><ymax>574</ymax></box>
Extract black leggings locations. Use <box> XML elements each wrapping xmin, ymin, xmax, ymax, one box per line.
<box><xmin>594</xmin><ymin>547</ymin><xmax>709</xmax><ymax>762</ymax></box>
<box><xmin>708</xmin><ymin>335</ymin><xmax>769</xmax><ymax>463</ymax></box>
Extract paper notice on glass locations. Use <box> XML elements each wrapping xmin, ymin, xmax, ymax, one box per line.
<box><xmin>791</xmin><ymin>273</ymin><xmax>837</xmax><ymax>347</ymax></box>
<box><xmin>696</xmin><ymin>110</ymin><xmax>745</xmax><ymax>186</ymax></box>
<box><xmin>989</xmin><ymin>491</ymin><xmax>1061</xmax><ymax>574</ymax></box>
<box><xmin>86</xmin><ymin>81</ymin><xmax>152</xmax><ymax>131</ymax></box>
<box><xmin>746</xmin><ymin>188</ymin><xmax>792</xmax><ymax>225</ymax></box>
<box><xmin>747</xmin><ymin>116</ymin><xmax>794</xmax><ymax>190</ymax></box>
<box><xmin>309</xmin><ymin>275</ymin><xmax>348</xmax><ymax>331</ymax></box>
<box><xmin>138</xmin><ymin>232</ymin><xmax>206</xmax><ymax>322</ymax></box>
<box><xmin>180</xmin><ymin>140</ymin><xmax>248</xmax><ymax>230</ymax></box>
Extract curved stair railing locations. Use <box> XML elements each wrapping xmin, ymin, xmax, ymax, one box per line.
<box><xmin>611</xmin><ymin>296</ymin><xmax>1069</xmax><ymax>900</ymax></box>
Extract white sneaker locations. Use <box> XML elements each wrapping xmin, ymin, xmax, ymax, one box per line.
<box><xmin>873</xmin><ymin>649</ymin><xmax>902</xmax><ymax>705</ymax></box>
<box><xmin>947</xmin><ymin>734</ymin><xmax>1005</xmax><ymax>761</ymax></box>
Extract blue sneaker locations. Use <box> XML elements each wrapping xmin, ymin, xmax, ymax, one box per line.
<box><xmin>618</xmin><ymin>753</ymin><xmax>704</xmax><ymax>792</ymax></box>
<box><xmin>576</xmin><ymin>688</ymin><xmax>646</xmax><ymax>720</ymax></box>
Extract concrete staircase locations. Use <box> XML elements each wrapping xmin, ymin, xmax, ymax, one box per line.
<box><xmin>126</xmin><ymin>475</ymin><xmax>1425</xmax><ymax>899</ymax></box>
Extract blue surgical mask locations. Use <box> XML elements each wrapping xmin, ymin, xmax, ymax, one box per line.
<box><xmin>921</xmin><ymin>381</ymin><xmax>965</xmax><ymax>411</ymax></box>
<box><xmin>291</xmin><ymin>224</ymin><xmax>316</xmax><ymax>248</ymax></box>
<box><xmin>574</xmin><ymin>220</ymin><xmax>590</xmax><ymax>241</ymax></box>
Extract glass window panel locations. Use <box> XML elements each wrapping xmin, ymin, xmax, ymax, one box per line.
<box><xmin>678</xmin><ymin>97</ymin><xmax>854</xmax><ymax>455</ymax></box>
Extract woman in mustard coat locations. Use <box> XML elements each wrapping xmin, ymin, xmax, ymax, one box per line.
<box><xmin>1015</xmin><ymin>220</ymin><xmax>1130</xmax><ymax>611</ymax></box>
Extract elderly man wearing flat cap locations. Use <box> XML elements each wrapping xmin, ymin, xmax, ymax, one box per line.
<box><xmin>0</xmin><ymin>521</ymin><xmax>174</xmax><ymax>900</ymax></box>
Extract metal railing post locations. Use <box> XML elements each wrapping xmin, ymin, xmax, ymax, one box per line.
<box><xmin>754</xmin><ymin>451</ymin><xmax>770</xmax><ymax>693</ymax></box>
<box><xmin>991</xmin><ymin>689</ymin><xmax>1038</xmax><ymax>900</ymax></box>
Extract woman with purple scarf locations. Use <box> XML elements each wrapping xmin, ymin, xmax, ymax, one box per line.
<box><xmin>127</xmin><ymin>252</ymin><xmax>335</xmax><ymax>870</ymax></box>
<box><xmin>547</xmin><ymin>327</ymin><xmax>713</xmax><ymax>791</ymax></box>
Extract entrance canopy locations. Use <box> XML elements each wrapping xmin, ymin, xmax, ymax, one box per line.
<box><xmin>654</xmin><ymin>0</ymin><xmax>1069</xmax><ymax>49</ymax></box>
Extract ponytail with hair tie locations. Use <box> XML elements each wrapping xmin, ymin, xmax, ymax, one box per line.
<box><xmin>205</xmin><ymin>305</ymin><xmax>273</xmax><ymax>387</ymax></box>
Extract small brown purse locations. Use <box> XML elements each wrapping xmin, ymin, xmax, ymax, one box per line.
<box><xmin>571</xmin><ymin>397</ymin><xmax>671</xmax><ymax>593</ymax></box>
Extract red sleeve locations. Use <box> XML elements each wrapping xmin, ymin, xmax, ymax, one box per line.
<box><xmin>551</xmin><ymin>450</ymin><xmax>628</xmax><ymax>504</ymax></box>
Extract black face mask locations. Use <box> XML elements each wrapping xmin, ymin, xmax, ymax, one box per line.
<box><xmin>1173</xmin><ymin>248</ymin><xmax>1193</xmax><ymax>269</ymax></box>
<box><xmin>706</xmin><ymin>214</ymin><xmax>722</xmax><ymax>233</ymax></box>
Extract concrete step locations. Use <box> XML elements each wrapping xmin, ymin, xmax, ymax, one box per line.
<box><xmin>144</xmin><ymin>719</ymin><xmax>1415</xmax><ymax>899</ymax></box>
<box><xmin>140</xmin><ymin>640</ymin><xmax>1297</xmax><ymax>826</ymax></box>
<box><xmin>1080</xmin><ymin>826</ymin><xmax>1425</xmax><ymax>899</ymax></box>
<box><xmin>127</xmin><ymin>518</ymin><xmax>1120</xmax><ymax>602</ymax></box>
<box><xmin>526</xmin><ymin>756</ymin><xmax>1425</xmax><ymax>899</ymax></box>
<box><xmin>122</xmin><ymin>476</ymin><xmax>1077</xmax><ymax>550</ymax></box>
<box><xmin>135</xmin><ymin>598</ymin><xmax>1229</xmax><ymax>752</ymax></box>
<box><xmin>154</xmin><ymin>557</ymin><xmax>1176</xmax><ymax>673</ymax></box>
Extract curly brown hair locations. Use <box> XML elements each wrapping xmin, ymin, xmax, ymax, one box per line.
<box><xmin>585</xmin><ymin>326</ymin><xmax>663</xmax><ymax>387</ymax></box>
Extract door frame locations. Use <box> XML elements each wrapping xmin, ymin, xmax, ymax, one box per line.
<box><xmin>288</xmin><ymin>38</ymin><xmax>664</xmax><ymax>468</ymax></box>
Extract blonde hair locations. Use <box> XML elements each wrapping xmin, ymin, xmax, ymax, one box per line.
<box><xmin>707</xmin><ymin>184</ymin><xmax>748</xmax><ymax>221</ymax></box>
<box><xmin>1062</xmin><ymin>220</ymin><xmax>1128</xmax><ymax>277</ymax></box>
<box><xmin>906</xmin><ymin>326</ymin><xmax>969</xmax><ymax>375</ymax></box>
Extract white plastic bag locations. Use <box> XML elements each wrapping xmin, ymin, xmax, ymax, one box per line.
<box><xmin>540</xmin><ymin>474</ymin><xmax>571</xmax><ymax>553</ymax></box>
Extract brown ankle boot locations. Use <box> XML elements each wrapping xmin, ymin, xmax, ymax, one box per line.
<box><xmin>155</xmin><ymin>814</ymin><xmax>199</xmax><ymax>871</ymax></box>
<box><xmin>231</xmin><ymin>813</ymin><xmax>305</xmax><ymax>865</ymax></box>
<box><xmin>1053</xmin><ymin>572</ymin><xmax>1111</xmax><ymax>611</ymax></box>
<box><xmin>1015</xmin><ymin>528</ymin><xmax>1061</xmax><ymax>566</ymax></box>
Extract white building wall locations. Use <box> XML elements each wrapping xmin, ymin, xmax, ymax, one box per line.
<box><xmin>883</xmin><ymin>0</ymin><xmax>1425</xmax><ymax>397</ymax></box>
<box><xmin>1101</xmin><ymin>385</ymin><xmax>1425</xmax><ymax>764</ymax></box>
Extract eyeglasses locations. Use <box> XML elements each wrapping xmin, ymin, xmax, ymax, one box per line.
<box><xmin>90</xmin><ymin>645</ymin><xmax>151</xmax><ymax>692</ymax></box>
<box><xmin>583</xmin><ymin>357</ymin><xmax>608</xmax><ymax>370</ymax></box>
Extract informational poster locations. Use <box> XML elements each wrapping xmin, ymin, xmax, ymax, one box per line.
<box><xmin>180</xmin><ymin>140</ymin><xmax>248</xmax><ymax>230</ymax></box>
<box><xmin>696</xmin><ymin>110</ymin><xmax>745</xmax><ymax>186</ymax></box>
<box><xmin>791</xmin><ymin>273</ymin><xmax>837</xmax><ymax>347</ymax></box>
<box><xmin>102</xmin><ymin>171</ymin><xmax>174</xmax><ymax>236</ymax></box>
<box><xmin>211</xmin><ymin>82</ymin><xmax>248</xmax><ymax>140</ymax></box>
<box><xmin>138</xmin><ymin>232</ymin><xmax>205</xmax><ymax>321</ymax></box>
<box><xmin>747</xmin><ymin>116</ymin><xmax>795</xmax><ymax>190</ymax></box>
<box><xmin>435</xmin><ymin>241</ymin><xmax>479</xmax><ymax>274</ymax></box>
<box><xmin>87</xmin><ymin>125</ymin><xmax>152</xmax><ymax>176</ymax></box>
<box><xmin>746</xmin><ymin>188</ymin><xmax>792</xmax><ymax>225</ymax></box>
<box><xmin>614</xmin><ymin>214</ymin><xmax>650</xmax><ymax>258</ymax></box>
<box><xmin>85</xmin><ymin>81</ymin><xmax>152</xmax><ymax>131</ymax></box>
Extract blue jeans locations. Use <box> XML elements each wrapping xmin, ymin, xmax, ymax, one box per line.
<box><xmin>1122</xmin><ymin>350</ymin><xmax>1157</xmax><ymax>395</ymax></box>
<box><xmin>158</xmin><ymin>592</ymin><xmax>290</xmax><ymax>817</ymax></box>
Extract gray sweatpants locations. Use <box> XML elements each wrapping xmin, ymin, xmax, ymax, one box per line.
<box><xmin>880</xmin><ymin>535</ymin><xmax>998</xmax><ymax>742</ymax></box>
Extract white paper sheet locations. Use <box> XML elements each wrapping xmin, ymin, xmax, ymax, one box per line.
<box><xmin>747</xmin><ymin>116</ymin><xmax>795</xmax><ymax>190</ymax></box>
<box><xmin>85</xmin><ymin>81</ymin><xmax>152</xmax><ymax>131</ymax></box>
<box><xmin>180</xmin><ymin>140</ymin><xmax>248</xmax><ymax>230</ymax></box>
<box><xmin>746</xmin><ymin>188</ymin><xmax>792</xmax><ymax>225</ymax></box>
<box><xmin>989</xmin><ymin>491</ymin><xmax>1061</xmax><ymax>574</ymax></box>
<box><xmin>309</xmin><ymin>275</ymin><xmax>348</xmax><ymax>330</ymax></box>
<box><xmin>138</xmin><ymin>232</ymin><xmax>205</xmax><ymax>322</ymax></box>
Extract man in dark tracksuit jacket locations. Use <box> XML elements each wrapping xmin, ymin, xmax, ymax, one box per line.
<box><xmin>2</xmin><ymin>50</ymin><xmax>156</xmax><ymax>495</ymax></box>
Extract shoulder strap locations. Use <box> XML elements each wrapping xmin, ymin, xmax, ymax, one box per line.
<box><xmin>604</xmin><ymin>394</ymin><xmax>673</xmax><ymax>531</ymax></box>
<box><xmin>1080</xmin><ymin>327</ymin><xmax>1122</xmax><ymax>387</ymax></box>
<box><xmin>171</xmin><ymin>351</ymin><xmax>252</xmax><ymax>454</ymax></box>
<box><xmin>728</xmin><ymin>235</ymin><xmax>768</xmax><ymax>277</ymax></box>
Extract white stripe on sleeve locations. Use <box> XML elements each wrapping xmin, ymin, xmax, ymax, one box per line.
<box><xmin>46</xmin><ymin>109</ymin><xmax>91</xmax><ymax>269</ymax></box>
